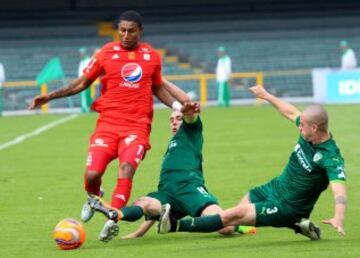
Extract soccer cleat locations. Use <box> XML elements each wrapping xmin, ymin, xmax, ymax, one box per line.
<box><xmin>157</xmin><ymin>203</ymin><xmax>177</xmax><ymax>234</ymax></box>
<box><xmin>81</xmin><ymin>195</ymin><xmax>96</xmax><ymax>222</ymax></box>
<box><xmin>236</xmin><ymin>225</ymin><xmax>257</xmax><ymax>235</ymax></box>
<box><xmin>88</xmin><ymin>195</ymin><xmax>120</xmax><ymax>221</ymax></box>
<box><xmin>80</xmin><ymin>189</ymin><xmax>105</xmax><ymax>223</ymax></box>
<box><xmin>81</xmin><ymin>194</ymin><xmax>119</xmax><ymax>222</ymax></box>
<box><xmin>295</xmin><ymin>219</ymin><xmax>321</xmax><ymax>240</ymax></box>
<box><xmin>99</xmin><ymin>220</ymin><xmax>119</xmax><ymax>242</ymax></box>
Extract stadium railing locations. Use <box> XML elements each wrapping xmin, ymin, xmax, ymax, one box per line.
<box><xmin>1</xmin><ymin>72</ymin><xmax>263</xmax><ymax>116</ymax></box>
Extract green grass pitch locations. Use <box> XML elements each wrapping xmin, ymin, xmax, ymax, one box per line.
<box><xmin>0</xmin><ymin>104</ymin><xmax>359</xmax><ymax>258</ymax></box>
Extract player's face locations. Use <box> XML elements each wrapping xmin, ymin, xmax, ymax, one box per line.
<box><xmin>170</xmin><ymin>111</ymin><xmax>183</xmax><ymax>135</ymax></box>
<box><xmin>118</xmin><ymin>20</ymin><xmax>143</xmax><ymax>50</ymax></box>
<box><xmin>299</xmin><ymin>114</ymin><xmax>316</xmax><ymax>141</ymax></box>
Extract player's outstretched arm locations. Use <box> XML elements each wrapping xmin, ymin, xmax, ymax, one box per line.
<box><xmin>322</xmin><ymin>182</ymin><xmax>347</xmax><ymax>236</ymax></box>
<box><xmin>249</xmin><ymin>85</ymin><xmax>300</xmax><ymax>122</ymax></box>
<box><xmin>28</xmin><ymin>75</ymin><xmax>93</xmax><ymax>110</ymax></box>
<box><xmin>162</xmin><ymin>79</ymin><xmax>190</xmax><ymax>105</ymax></box>
<box><xmin>121</xmin><ymin>220</ymin><xmax>156</xmax><ymax>239</ymax></box>
<box><xmin>181</xmin><ymin>102</ymin><xmax>200</xmax><ymax>123</ymax></box>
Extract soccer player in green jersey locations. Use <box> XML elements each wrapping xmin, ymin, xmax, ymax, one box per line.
<box><xmin>87</xmin><ymin>102</ymin><xmax>255</xmax><ymax>242</ymax></box>
<box><xmin>158</xmin><ymin>85</ymin><xmax>347</xmax><ymax>240</ymax></box>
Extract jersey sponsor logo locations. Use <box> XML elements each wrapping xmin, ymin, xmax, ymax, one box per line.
<box><xmin>294</xmin><ymin>144</ymin><xmax>313</xmax><ymax>173</ymax></box>
<box><xmin>113</xmin><ymin>46</ymin><xmax>120</xmax><ymax>51</ymax></box>
<box><xmin>91</xmin><ymin>138</ymin><xmax>108</xmax><ymax>148</ymax></box>
<box><xmin>313</xmin><ymin>152</ymin><xmax>323</xmax><ymax>162</ymax></box>
<box><xmin>121</xmin><ymin>63</ymin><xmax>143</xmax><ymax>83</ymax></box>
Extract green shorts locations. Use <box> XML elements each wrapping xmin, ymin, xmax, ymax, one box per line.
<box><xmin>249</xmin><ymin>179</ymin><xmax>303</xmax><ymax>228</ymax></box>
<box><xmin>147</xmin><ymin>181</ymin><xmax>218</xmax><ymax>219</ymax></box>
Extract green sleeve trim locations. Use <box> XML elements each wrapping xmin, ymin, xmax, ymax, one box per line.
<box><xmin>330</xmin><ymin>180</ymin><xmax>346</xmax><ymax>184</ymax></box>
<box><xmin>183</xmin><ymin>114</ymin><xmax>199</xmax><ymax>124</ymax></box>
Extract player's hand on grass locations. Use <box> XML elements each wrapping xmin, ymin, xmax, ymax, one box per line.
<box><xmin>322</xmin><ymin>217</ymin><xmax>346</xmax><ymax>236</ymax></box>
<box><xmin>249</xmin><ymin>85</ymin><xmax>270</xmax><ymax>100</ymax></box>
<box><xmin>28</xmin><ymin>95</ymin><xmax>50</xmax><ymax>110</ymax></box>
<box><xmin>121</xmin><ymin>232</ymin><xmax>143</xmax><ymax>239</ymax></box>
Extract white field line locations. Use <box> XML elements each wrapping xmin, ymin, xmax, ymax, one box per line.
<box><xmin>0</xmin><ymin>114</ymin><xmax>79</xmax><ymax>151</ymax></box>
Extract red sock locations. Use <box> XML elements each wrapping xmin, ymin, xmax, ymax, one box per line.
<box><xmin>111</xmin><ymin>178</ymin><xmax>132</xmax><ymax>209</ymax></box>
<box><xmin>84</xmin><ymin>174</ymin><xmax>102</xmax><ymax>196</ymax></box>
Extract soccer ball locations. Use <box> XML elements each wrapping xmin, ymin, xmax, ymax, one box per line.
<box><xmin>53</xmin><ymin>218</ymin><xmax>86</xmax><ymax>250</ymax></box>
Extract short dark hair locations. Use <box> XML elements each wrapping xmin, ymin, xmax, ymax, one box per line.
<box><xmin>119</xmin><ymin>10</ymin><xmax>143</xmax><ymax>27</ymax></box>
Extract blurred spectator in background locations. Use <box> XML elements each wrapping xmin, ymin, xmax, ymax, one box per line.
<box><xmin>0</xmin><ymin>62</ymin><xmax>4</xmax><ymax>116</ymax></box>
<box><xmin>78</xmin><ymin>47</ymin><xmax>92</xmax><ymax>112</ymax></box>
<box><xmin>216</xmin><ymin>46</ymin><xmax>232</xmax><ymax>107</ymax></box>
<box><xmin>340</xmin><ymin>40</ymin><xmax>357</xmax><ymax>70</ymax></box>
<box><xmin>0</xmin><ymin>62</ymin><xmax>5</xmax><ymax>87</ymax></box>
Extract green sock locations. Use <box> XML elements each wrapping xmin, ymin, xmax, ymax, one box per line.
<box><xmin>178</xmin><ymin>214</ymin><xmax>224</xmax><ymax>232</ymax></box>
<box><xmin>120</xmin><ymin>206</ymin><xmax>144</xmax><ymax>222</ymax></box>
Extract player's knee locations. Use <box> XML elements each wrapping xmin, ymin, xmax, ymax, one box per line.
<box><xmin>85</xmin><ymin>170</ymin><xmax>102</xmax><ymax>184</ymax></box>
<box><xmin>133</xmin><ymin>197</ymin><xmax>160</xmax><ymax>214</ymax></box>
<box><xmin>120</xmin><ymin>163</ymin><xmax>135</xmax><ymax>178</ymax></box>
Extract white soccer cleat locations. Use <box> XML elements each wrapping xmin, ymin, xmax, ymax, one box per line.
<box><xmin>295</xmin><ymin>219</ymin><xmax>321</xmax><ymax>240</ymax></box>
<box><xmin>157</xmin><ymin>203</ymin><xmax>172</xmax><ymax>234</ymax></box>
<box><xmin>80</xmin><ymin>195</ymin><xmax>95</xmax><ymax>222</ymax></box>
<box><xmin>99</xmin><ymin>220</ymin><xmax>119</xmax><ymax>242</ymax></box>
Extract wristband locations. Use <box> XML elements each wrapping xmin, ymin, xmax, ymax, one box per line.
<box><xmin>171</xmin><ymin>101</ymin><xmax>182</xmax><ymax>112</ymax></box>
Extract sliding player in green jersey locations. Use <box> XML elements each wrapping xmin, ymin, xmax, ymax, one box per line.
<box><xmin>87</xmin><ymin>102</ymin><xmax>255</xmax><ymax>241</ymax></box>
<box><xmin>158</xmin><ymin>85</ymin><xmax>347</xmax><ymax>240</ymax></box>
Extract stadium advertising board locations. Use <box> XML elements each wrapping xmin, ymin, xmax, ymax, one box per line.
<box><xmin>312</xmin><ymin>68</ymin><xmax>360</xmax><ymax>103</ymax></box>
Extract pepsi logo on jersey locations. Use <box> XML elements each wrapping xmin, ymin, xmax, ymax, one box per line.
<box><xmin>121</xmin><ymin>63</ymin><xmax>143</xmax><ymax>83</ymax></box>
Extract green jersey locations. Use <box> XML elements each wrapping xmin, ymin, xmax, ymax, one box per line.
<box><xmin>159</xmin><ymin>117</ymin><xmax>204</xmax><ymax>184</ymax></box>
<box><xmin>274</xmin><ymin>116</ymin><xmax>346</xmax><ymax>215</ymax></box>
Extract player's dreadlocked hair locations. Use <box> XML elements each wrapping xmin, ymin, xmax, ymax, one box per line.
<box><xmin>119</xmin><ymin>10</ymin><xmax>144</xmax><ymax>27</ymax></box>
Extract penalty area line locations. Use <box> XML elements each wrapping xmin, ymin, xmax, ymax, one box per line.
<box><xmin>0</xmin><ymin>114</ymin><xmax>79</xmax><ymax>151</ymax></box>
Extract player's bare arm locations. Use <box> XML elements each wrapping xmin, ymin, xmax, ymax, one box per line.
<box><xmin>162</xmin><ymin>79</ymin><xmax>190</xmax><ymax>104</ymax></box>
<box><xmin>322</xmin><ymin>182</ymin><xmax>347</xmax><ymax>236</ymax></box>
<box><xmin>121</xmin><ymin>220</ymin><xmax>156</xmax><ymax>239</ymax></box>
<box><xmin>29</xmin><ymin>75</ymin><xmax>93</xmax><ymax>109</ymax></box>
<box><xmin>152</xmin><ymin>84</ymin><xmax>178</xmax><ymax>108</ymax></box>
<box><xmin>249</xmin><ymin>85</ymin><xmax>300</xmax><ymax>122</ymax></box>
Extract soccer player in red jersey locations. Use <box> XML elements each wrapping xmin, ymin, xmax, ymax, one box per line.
<box><xmin>29</xmin><ymin>10</ymin><xmax>191</xmax><ymax>227</ymax></box>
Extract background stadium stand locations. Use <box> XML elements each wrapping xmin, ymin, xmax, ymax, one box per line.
<box><xmin>1</xmin><ymin>0</ymin><xmax>360</xmax><ymax>111</ymax></box>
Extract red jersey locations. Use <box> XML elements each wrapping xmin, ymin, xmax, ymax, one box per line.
<box><xmin>83</xmin><ymin>42</ymin><xmax>163</xmax><ymax>125</ymax></box>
